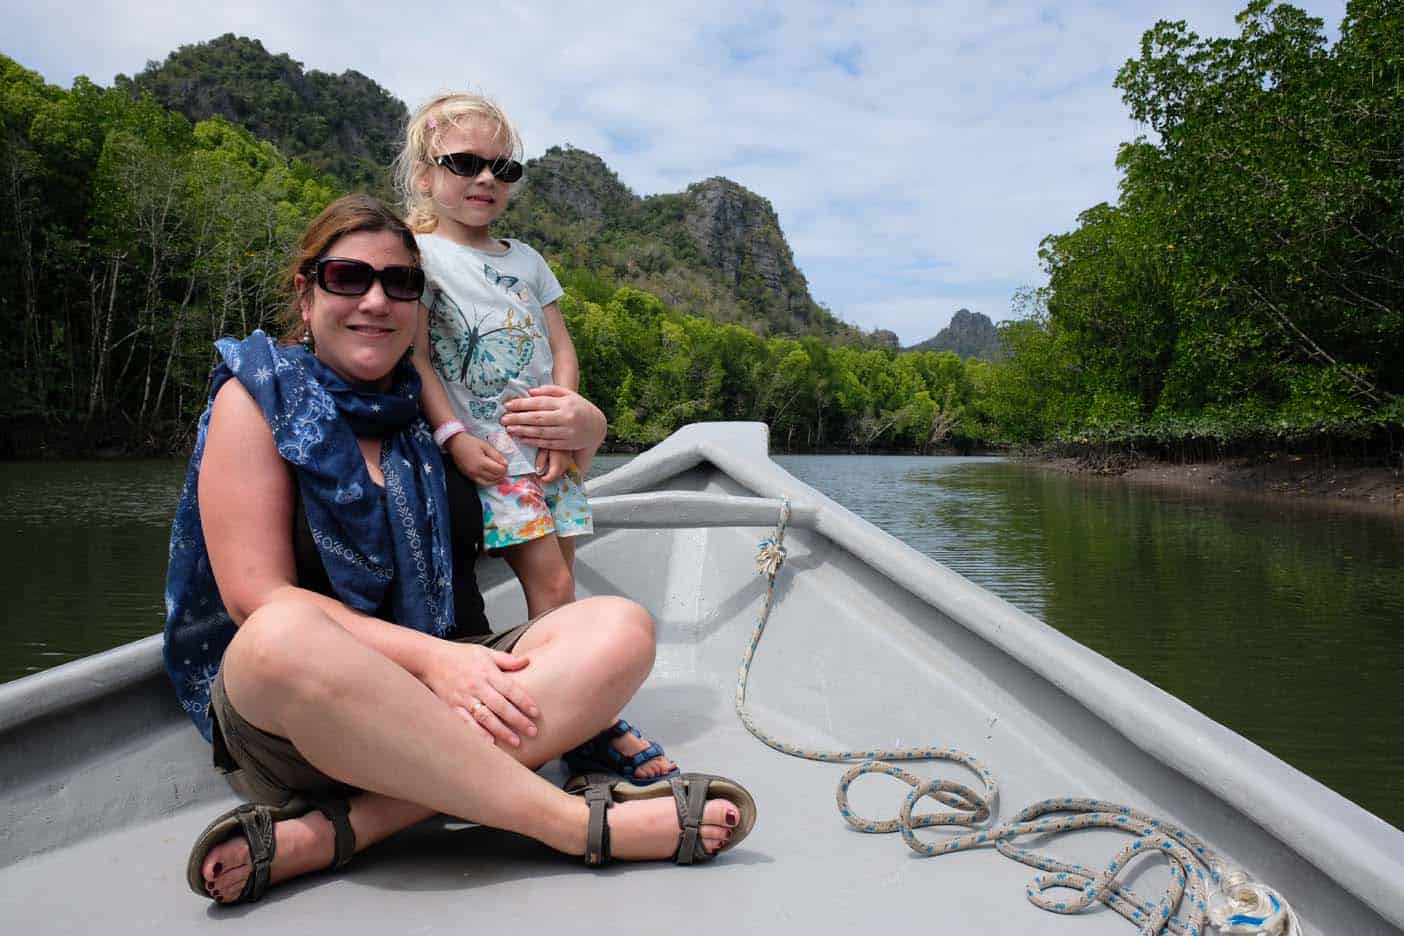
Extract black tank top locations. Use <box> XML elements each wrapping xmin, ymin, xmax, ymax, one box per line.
<box><xmin>290</xmin><ymin>460</ymin><xmax>490</xmax><ymax>637</ymax></box>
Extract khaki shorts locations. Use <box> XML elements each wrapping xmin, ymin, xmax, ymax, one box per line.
<box><xmin>208</xmin><ymin>622</ymin><xmax>534</xmax><ymax>805</ymax></box>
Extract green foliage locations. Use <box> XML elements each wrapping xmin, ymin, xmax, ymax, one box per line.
<box><xmin>0</xmin><ymin>53</ymin><xmax>341</xmax><ymax>444</ymax></box>
<box><xmin>990</xmin><ymin>0</ymin><xmax>1403</xmax><ymax>455</ymax></box>
<box><xmin>122</xmin><ymin>34</ymin><xmax>406</xmax><ymax>195</ymax></box>
<box><xmin>553</xmin><ymin>273</ymin><xmax>986</xmax><ymax>451</ymax></box>
<box><xmin>9</xmin><ymin>5</ymin><xmax>1400</xmax><ymax>460</ymax></box>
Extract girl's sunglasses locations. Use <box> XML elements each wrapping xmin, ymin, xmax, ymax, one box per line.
<box><xmin>434</xmin><ymin>151</ymin><xmax>524</xmax><ymax>182</ymax></box>
<box><xmin>311</xmin><ymin>258</ymin><xmax>426</xmax><ymax>301</ymax></box>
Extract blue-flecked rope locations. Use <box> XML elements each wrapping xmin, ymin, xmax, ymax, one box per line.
<box><xmin>735</xmin><ymin>498</ymin><xmax>1254</xmax><ymax>936</ymax></box>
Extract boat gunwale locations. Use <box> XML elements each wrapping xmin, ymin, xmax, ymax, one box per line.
<box><xmin>589</xmin><ymin>423</ymin><xmax>1404</xmax><ymax>930</ymax></box>
<box><xmin>0</xmin><ymin>633</ymin><xmax>164</xmax><ymax>734</ymax></box>
<box><xmin>1</xmin><ymin>421</ymin><xmax>1400</xmax><ymax>929</ymax></box>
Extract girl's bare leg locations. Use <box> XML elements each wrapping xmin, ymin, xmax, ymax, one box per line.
<box><xmin>541</xmin><ymin>534</ymin><xmax>673</xmax><ymax>779</ymax></box>
<box><xmin>558</xmin><ymin>534</ymin><xmax>576</xmax><ymax>572</ymax></box>
<box><xmin>501</xmin><ymin>534</ymin><xmax>574</xmax><ymax>619</ymax></box>
<box><xmin>553</xmin><ymin>537</ymin><xmax>675</xmax><ymax>779</ymax></box>
<box><xmin>202</xmin><ymin>596</ymin><xmax>732</xmax><ymax>901</ymax></box>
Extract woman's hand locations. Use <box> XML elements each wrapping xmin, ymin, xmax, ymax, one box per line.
<box><xmin>420</xmin><ymin>642</ymin><xmax>540</xmax><ymax>746</ymax></box>
<box><xmin>501</xmin><ymin>385</ymin><xmax>606</xmax><ymax>452</ymax></box>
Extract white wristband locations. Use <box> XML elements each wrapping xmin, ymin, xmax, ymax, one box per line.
<box><xmin>433</xmin><ymin>420</ymin><xmax>466</xmax><ymax>449</ymax></box>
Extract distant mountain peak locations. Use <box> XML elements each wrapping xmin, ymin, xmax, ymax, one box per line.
<box><xmin>907</xmin><ymin>308</ymin><xmax>1001</xmax><ymax>360</ymax></box>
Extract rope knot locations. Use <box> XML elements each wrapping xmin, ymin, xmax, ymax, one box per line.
<box><xmin>754</xmin><ymin>498</ymin><xmax>792</xmax><ymax>580</ymax></box>
<box><xmin>755</xmin><ymin>538</ymin><xmax>787</xmax><ymax>578</ymax></box>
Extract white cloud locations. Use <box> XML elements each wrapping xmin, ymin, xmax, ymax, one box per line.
<box><xmin>1</xmin><ymin>0</ymin><xmax>1349</xmax><ymax>345</ymax></box>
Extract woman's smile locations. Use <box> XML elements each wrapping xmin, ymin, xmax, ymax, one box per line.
<box><xmin>346</xmin><ymin>323</ymin><xmax>399</xmax><ymax>337</ymax></box>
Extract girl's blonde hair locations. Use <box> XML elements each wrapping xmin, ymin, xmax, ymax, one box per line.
<box><xmin>393</xmin><ymin>92</ymin><xmax>524</xmax><ymax>233</ymax></box>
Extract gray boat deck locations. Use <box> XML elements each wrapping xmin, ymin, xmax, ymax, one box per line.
<box><xmin>2</xmin><ymin>424</ymin><xmax>1401</xmax><ymax>934</ymax></box>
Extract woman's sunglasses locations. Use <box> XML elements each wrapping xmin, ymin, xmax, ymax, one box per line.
<box><xmin>434</xmin><ymin>151</ymin><xmax>524</xmax><ymax>182</ymax></box>
<box><xmin>311</xmin><ymin>258</ymin><xmax>426</xmax><ymax>301</ymax></box>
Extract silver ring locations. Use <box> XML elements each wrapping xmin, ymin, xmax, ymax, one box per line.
<box><xmin>469</xmin><ymin>700</ymin><xmax>488</xmax><ymax>719</ymax></box>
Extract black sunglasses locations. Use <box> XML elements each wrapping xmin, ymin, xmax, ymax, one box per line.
<box><xmin>434</xmin><ymin>151</ymin><xmax>524</xmax><ymax>183</ymax></box>
<box><xmin>311</xmin><ymin>258</ymin><xmax>426</xmax><ymax>302</ymax></box>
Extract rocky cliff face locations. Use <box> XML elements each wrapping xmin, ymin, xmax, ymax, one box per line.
<box><xmin>507</xmin><ymin>150</ymin><xmax>848</xmax><ymax>337</ymax></box>
<box><xmin>680</xmin><ymin>178</ymin><xmax>818</xmax><ymax>327</ymax></box>
<box><xmin>523</xmin><ymin>147</ymin><xmax>636</xmax><ymax>226</ymax></box>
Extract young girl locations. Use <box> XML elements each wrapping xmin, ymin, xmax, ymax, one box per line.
<box><xmin>397</xmin><ymin>93</ymin><xmax>585</xmax><ymax>620</ymax></box>
<box><xmin>396</xmin><ymin>92</ymin><xmax>675</xmax><ymax>782</ymax></box>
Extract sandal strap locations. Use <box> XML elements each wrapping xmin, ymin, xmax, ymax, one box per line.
<box><xmin>615</xmin><ymin>741</ymin><xmax>666</xmax><ymax>773</ymax></box>
<box><xmin>309</xmin><ymin>797</ymin><xmax>356</xmax><ymax>870</ymax></box>
<box><xmin>671</xmin><ymin>776</ymin><xmax>709</xmax><ymax>865</ymax></box>
<box><xmin>563</xmin><ymin>721</ymin><xmax>674</xmax><ymax>780</ymax></box>
<box><xmin>582</xmin><ymin>783</ymin><xmax>612</xmax><ymax>867</ymax></box>
<box><xmin>232</xmin><ymin>803</ymin><xmax>277</xmax><ymax>902</ymax></box>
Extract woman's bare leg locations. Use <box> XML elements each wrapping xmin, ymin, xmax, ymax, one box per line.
<box><xmin>521</xmin><ymin>572</ymin><xmax>675</xmax><ymax>779</ymax></box>
<box><xmin>205</xmin><ymin>792</ymin><xmax>433</xmax><ymax>900</ymax></box>
<box><xmin>202</xmin><ymin>596</ymin><xmax>734</xmax><ymax>901</ymax></box>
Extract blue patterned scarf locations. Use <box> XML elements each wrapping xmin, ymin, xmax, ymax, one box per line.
<box><xmin>163</xmin><ymin>331</ymin><xmax>454</xmax><ymax>740</ymax></box>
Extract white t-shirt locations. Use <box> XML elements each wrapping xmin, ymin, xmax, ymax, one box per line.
<box><xmin>417</xmin><ymin>235</ymin><xmax>565</xmax><ymax>477</ymax></box>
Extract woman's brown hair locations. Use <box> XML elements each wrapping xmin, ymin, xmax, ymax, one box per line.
<box><xmin>279</xmin><ymin>194</ymin><xmax>422</xmax><ymax>342</ymax></box>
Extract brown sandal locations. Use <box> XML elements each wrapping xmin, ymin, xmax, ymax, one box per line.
<box><xmin>565</xmin><ymin>772</ymin><xmax>757</xmax><ymax>866</ymax></box>
<box><xmin>185</xmin><ymin>797</ymin><xmax>354</xmax><ymax>903</ymax></box>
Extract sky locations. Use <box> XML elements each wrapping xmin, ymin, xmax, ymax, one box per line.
<box><xmin>1</xmin><ymin>1</ymin><xmax>1350</xmax><ymax>345</ymax></box>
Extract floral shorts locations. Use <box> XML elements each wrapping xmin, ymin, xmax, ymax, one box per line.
<box><xmin>480</xmin><ymin>466</ymin><xmax>594</xmax><ymax>550</ymax></box>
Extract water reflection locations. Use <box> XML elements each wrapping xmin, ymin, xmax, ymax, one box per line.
<box><xmin>778</xmin><ymin>455</ymin><xmax>1404</xmax><ymax>830</ymax></box>
<box><xmin>0</xmin><ymin>460</ymin><xmax>185</xmax><ymax>682</ymax></box>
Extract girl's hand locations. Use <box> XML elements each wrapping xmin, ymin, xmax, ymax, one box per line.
<box><xmin>538</xmin><ymin>447</ymin><xmax>571</xmax><ymax>484</ymax></box>
<box><xmin>421</xmin><ymin>642</ymin><xmax>540</xmax><ymax>747</ymax></box>
<box><xmin>501</xmin><ymin>385</ymin><xmax>606</xmax><ymax>451</ymax></box>
<box><xmin>446</xmin><ymin>433</ymin><xmax>508</xmax><ymax>486</ymax></box>
<box><xmin>571</xmin><ymin>446</ymin><xmax>593</xmax><ymax>477</ymax></box>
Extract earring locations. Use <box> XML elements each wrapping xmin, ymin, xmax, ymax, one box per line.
<box><xmin>301</xmin><ymin>328</ymin><xmax>314</xmax><ymax>349</ymax></box>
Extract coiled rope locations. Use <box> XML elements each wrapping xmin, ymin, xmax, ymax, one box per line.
<box><xmin>735</xmin><ymin>498</ymin><xmax>1300</xmax><ymax>936</ymax></box>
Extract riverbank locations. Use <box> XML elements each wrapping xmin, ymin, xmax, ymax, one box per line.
<box><xmin>1036</xmin><ymin>453</ymin><xmax>1404</xmax><ymax>515</ymax></box>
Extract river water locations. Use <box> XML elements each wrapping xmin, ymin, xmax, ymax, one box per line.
<box><xmin>1</xmin><ymin>454</ymin><xmax>1400</xmax><ymax>828</ymax></box>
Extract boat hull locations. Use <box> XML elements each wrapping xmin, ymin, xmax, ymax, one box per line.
<box><xmin>1</xmin><ymin>423</ymin><xmax>1400</xmax><ymax>934</ymax></box>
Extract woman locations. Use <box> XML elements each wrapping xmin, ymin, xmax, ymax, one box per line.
<box><xmin>164</xmin><ymin>194</ymin><xmax>756</xmax><ymax>905</ymax></box>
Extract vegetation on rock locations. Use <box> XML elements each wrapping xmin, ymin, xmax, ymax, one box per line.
<box><xmin>3</xmin><ymin>1</ymin><xmax>1399</xmax><ymax>465</ymax></box>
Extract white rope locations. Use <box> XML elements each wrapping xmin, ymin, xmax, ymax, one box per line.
<box><xmin>735</xmin><ymin>498</ymin><xmax>1301</xmax><ymax>936</ymax></box>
